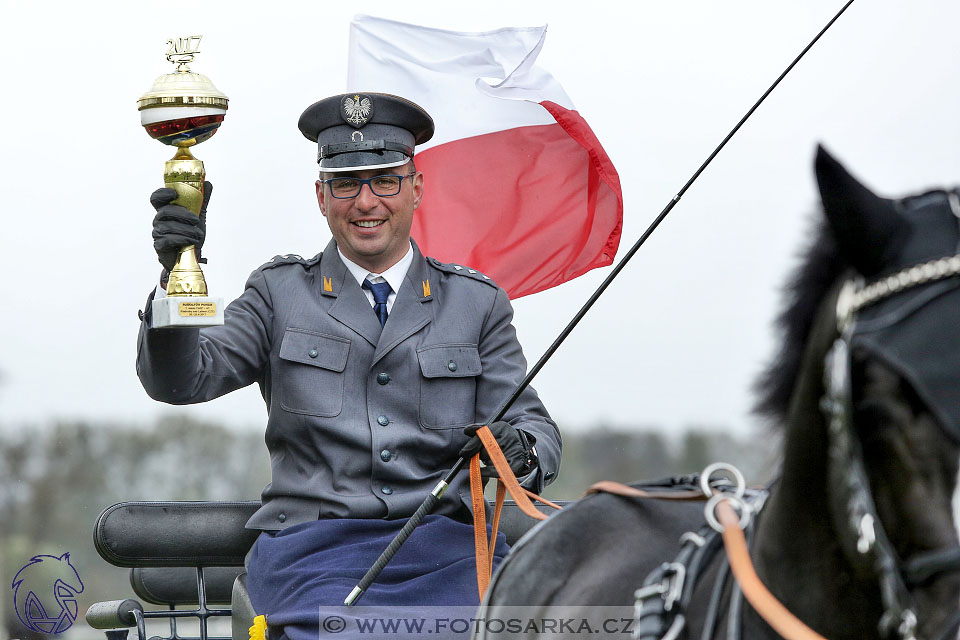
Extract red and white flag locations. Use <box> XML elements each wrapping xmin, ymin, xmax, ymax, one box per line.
<box><xmin>347</xmin><ymin>16</ymin><xmax>623</xmax><ymax>299</ymax></box>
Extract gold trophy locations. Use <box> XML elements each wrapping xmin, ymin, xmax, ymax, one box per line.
<box><xmin>138</xmin><ymin>36</ymin><xmax>227</xmax><ymax>327</ymax></box>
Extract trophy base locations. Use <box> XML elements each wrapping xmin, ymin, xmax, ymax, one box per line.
<box><xmin>152</xmin><ymin>296</ymin><xmax>224</xmax><ymax>328</ymax></box>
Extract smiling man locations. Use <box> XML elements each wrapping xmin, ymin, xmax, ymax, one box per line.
<box><xmin>317</xmin><ymin>165</ymin><xmax>421</xmax><ymax>272</ymax></box>
<box><xmin>136</xmin><ymin>92</ymin><xmax>560</xmax><ymax>639</ymax></box>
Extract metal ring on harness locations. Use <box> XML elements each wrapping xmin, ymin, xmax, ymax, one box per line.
<box><xmin>705</xmin><ymin>494</ymin><xmax>750</xmax><ymax>533</ymax></box>
<box><xmin>699</xmin><ymin>462</ymin><xmax>746</xmax><ymax>499</ymax></box>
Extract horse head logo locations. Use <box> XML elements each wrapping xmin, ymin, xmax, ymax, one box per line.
<box><xmin>11</xmin><ymin>553</ymin><xmax>84</xmax><ymax>634</ymax></box>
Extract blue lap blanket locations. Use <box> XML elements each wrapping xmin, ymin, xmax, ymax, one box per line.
<box><xmin>246</xmin><ymin>515</ymin><xmax>509</xmax><ymax>640</ymax></box>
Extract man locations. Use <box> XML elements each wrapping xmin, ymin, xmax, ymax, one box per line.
<box><xmin>138</xmin><ymin>92</ymin><xmax>560</xmax><ymax>636</ymax></box>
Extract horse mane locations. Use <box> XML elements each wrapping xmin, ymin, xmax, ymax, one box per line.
<box><xmin>753</xmin><ymin>213</ymin><xmax>849</xmax><ymax>425</ymax></box>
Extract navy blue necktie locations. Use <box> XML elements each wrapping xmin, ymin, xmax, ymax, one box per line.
<box><xmin>362</xmin><ymin>279</ymin><xmax>392</xmax><ymax>327</ymax></box>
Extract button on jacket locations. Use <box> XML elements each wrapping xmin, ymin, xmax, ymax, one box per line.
<box><xmin>137</xmin><ymin>239</ymin><xmax>560</xmax><ymax>531</ymax></box>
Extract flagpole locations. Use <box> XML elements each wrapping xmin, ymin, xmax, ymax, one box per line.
<box><xmin>345</xmin><ymin>0</ymin><xmax>856</xmax><ymax>606</ymax></box>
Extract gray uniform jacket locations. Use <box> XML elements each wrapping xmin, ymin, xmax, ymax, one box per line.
<box><xmin>137</xmin><ymin>239</ymin><xmax>560</xmax><ymax>531</ymax></box>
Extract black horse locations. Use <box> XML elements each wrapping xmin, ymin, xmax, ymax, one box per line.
<box><xmin>479</xmin><ymin>147</ymin><xmax>960</xmax><ymax>640</ymax></box>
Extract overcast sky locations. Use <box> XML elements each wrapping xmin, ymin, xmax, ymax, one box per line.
<box><xmin>2</xmin><ymin>0</ymin><xmax>958</xmax><ymax>436</ymax></box>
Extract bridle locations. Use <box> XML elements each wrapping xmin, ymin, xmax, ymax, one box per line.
<box><xmin>823</xmin><ymin>252</ymin><xmax>960</xmax><ymax>640</ymax></box>
<box><xmin>625</xmin><ymin>251</ymin><xmax>960</xmax><ymax>640</ymax></box>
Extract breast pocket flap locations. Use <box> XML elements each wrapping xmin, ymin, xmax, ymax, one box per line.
<box><xmin>279</xmin><ymin>329</ymin><xmax>350</xmax><ymax>372</ymax></box>
<box><xmin>417</xmin><ymin>344</ymin><xmax>481</xmax><ymax>378</ymax></box>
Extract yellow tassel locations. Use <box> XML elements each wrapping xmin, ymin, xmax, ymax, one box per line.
<box><xmin>249</xmin><ymin>615</ymin><xmax>268</xmax><ymax>640</ymax></box>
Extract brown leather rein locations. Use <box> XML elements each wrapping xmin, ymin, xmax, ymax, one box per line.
<box><xmin>468</xmin><ymin>425</ymin><xmax>562</xmax><ymax>598</ymax></box>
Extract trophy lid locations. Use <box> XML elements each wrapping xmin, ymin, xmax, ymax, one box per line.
<box><xmin>138</xmin><ymin>36</ymin><xmax>228</xmax><ymax>112</ymax></box>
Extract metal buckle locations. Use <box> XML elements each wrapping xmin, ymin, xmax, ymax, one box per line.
<box><xmin>898</xmin><ymin>610</ymin><xmax>918</xmax><ymax>640</ymax></box>
<box><xmin>662</xmin><ymin>562</ymin><xmax>686</xmax><ymax>612</ymax></box>
<box><xmin>633</xmin><ymin>562</ymin><xmax>686</xmax><ymax>612</ymax></box>
<box><xmin>880</xmin><ymin>608</ymin><xmax>917</xmax><ymax>640</ymax></box>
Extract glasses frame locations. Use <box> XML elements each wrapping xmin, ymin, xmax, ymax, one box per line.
<box><xmin>321</xmin><ymin>172</ymin><xmax>417</xmax><ymax>199</ymax></box>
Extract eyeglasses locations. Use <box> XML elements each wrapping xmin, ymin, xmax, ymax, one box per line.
<box><xmin>321</xmin><ymin>172</ymin><xmax>417</xmax><ymax>199</ymax></box>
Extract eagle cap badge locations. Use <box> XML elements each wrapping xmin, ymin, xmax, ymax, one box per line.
<box><xmin>341</xmin><ymin>94</ymin><xmax>373</xmax><ymax>128</ymax></box>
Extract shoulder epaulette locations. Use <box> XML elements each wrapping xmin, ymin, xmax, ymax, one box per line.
<box><xmin>258</xmin><ymin>252</ymin><xmax>321</xmax><ymax>271</ymax></box>
<box><xmin>426</xmin><ymin>256</ymin><xmax>499</xmax><ymax>288</ymax></box>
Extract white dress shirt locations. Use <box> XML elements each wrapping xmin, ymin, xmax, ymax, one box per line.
<box><xmin>338</xmin><ymin>242</ymin><xmax>414</xmax><ymax>314</ymax></box>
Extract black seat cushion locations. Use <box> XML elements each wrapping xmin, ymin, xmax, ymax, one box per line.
<box><xmin>95</xmin><ymin>502</ymin><xmax>260</xmax><ymax>568</ymax></box>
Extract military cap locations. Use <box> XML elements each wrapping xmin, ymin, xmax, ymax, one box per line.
<box><xmin>298</xmin><ymin>92</ymin><xmax>435</xmax><ymax>173</ymax></box>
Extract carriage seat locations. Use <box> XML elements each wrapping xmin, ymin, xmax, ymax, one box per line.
<box><xmin>92</xmin><ymin>500</ymin><xmax>566</xmax><ymax>640</ymax></box>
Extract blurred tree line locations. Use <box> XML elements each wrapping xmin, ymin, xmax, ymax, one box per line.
<box><xmin>0</xmin><ymin>416</ymin><xmax>271</xmax><ymax>640</ymax></box>
<box><xmin>0</xmin><ymin>416</ymin><xmax>777</xmax><ymax>639</ymax></box>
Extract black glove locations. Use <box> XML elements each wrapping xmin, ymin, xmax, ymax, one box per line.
<box><xmin>458</xmin><ymin>421</ymin><xmax>538</xmax><ymax>477</ymax></box>
<box><xmin>150</xmin><ymin>181</ymin><xmax>212</xmax><ymax>272</ymax></box>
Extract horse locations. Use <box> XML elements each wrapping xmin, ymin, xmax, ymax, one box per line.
<box><xmin>478</xmin><ymin>146</ymin><xmax>960</xmax><ymax>640</ymax></box>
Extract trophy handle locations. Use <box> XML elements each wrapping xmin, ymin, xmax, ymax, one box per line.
<box><xmin>164</xmin><ymin>147</ymin><xmax>208</xmax><ymax>296</ymax></box>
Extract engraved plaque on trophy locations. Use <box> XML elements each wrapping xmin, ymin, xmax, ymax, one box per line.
<box><xmin>138</xmin><ymin>36</ymin><xmax>227</xmax><ymax>327</ymax></box>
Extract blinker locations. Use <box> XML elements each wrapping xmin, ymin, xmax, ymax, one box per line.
<box><xmin>851</xmin><ymin>279</ymin><xmax>960</xmax><ymax>444</ymax></box>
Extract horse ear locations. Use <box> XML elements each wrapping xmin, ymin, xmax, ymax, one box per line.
<box><xmin>815</xmin><ymin>144</ymin><xmax>907</xmax><ymax>277</ymax></box>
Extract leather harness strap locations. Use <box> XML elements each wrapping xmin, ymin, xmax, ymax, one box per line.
<box><xmin>585</xmin><ymin>480</ymin><xmax>711</xmax><ymax>501</ymax></box>
<box><xmin>469</xmin><ymin>425</ymin><xmax>562</xmax><ymax>599</ymax></box>
<box><xmin>490</xmin><ymin>482</ymin><xmax>507</xmax><ymax>576</ymax></box>
<box><xmin>469</xmin><ymin>454</ymin><xmax>490</xmax><ymax>596</ymax></box>
<box><xmin>716</xmin><ymin>499</ymin><xmax>828</xmax><ymax>640</ymax></box>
